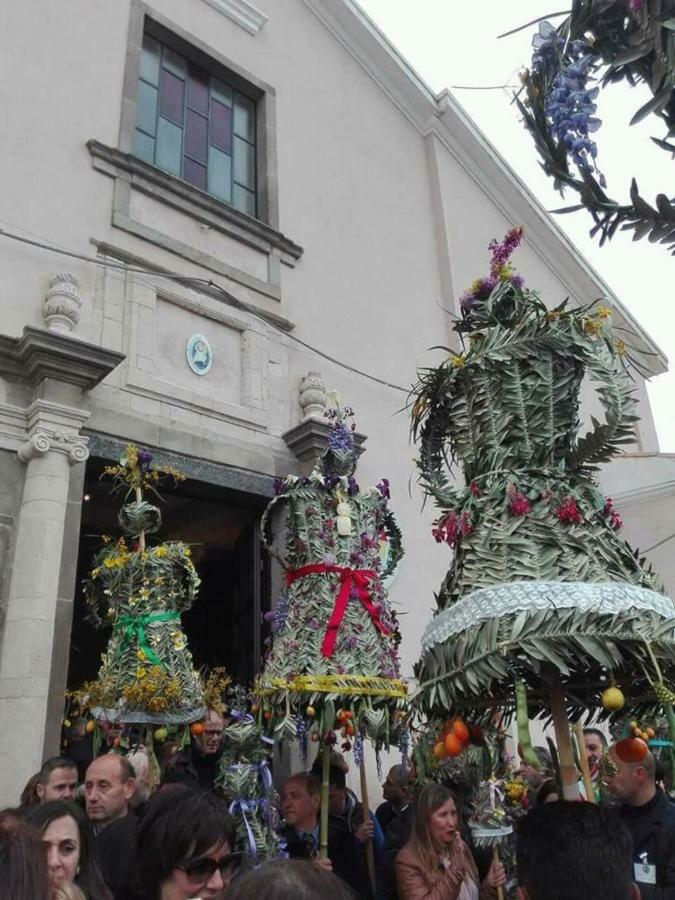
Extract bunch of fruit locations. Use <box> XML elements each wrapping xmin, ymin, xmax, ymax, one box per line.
<box><xmin>628</xmin><ymin>720</ymin><xmax>655</xmax><ymax>743</ymax></box>
<box><xmin>432</xmin><ymin>718</ymin><xmax>476</xmax><ymax>761</ymax></box>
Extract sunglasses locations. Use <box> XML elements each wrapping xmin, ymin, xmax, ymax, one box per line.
<box><xmin>178</xmin><ymin>852</ymin><xmax>242</xmax><ymax>882</ymax></box>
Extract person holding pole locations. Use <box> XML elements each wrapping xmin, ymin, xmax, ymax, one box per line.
<box><xmin>395</xmin><ymin>783</ymin><xmax>505</xmax><ymax>900</ymax></box>
<box><xmin>280</xmin><ymin>773</ymin><xmax>373</xmax><ymax>898</ymax></box>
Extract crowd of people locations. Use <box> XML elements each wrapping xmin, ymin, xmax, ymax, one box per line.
<box><xmin>2</xmin><ymin>715</ymin><xmax>675</xmax><ymax>900</ymax></box>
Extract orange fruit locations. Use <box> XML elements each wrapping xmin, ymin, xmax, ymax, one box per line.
<box><xmin>452</xmin><ymin>719</ymin><xmax>470</xmax><ymax>746</ymax></box>
<box><xmin>615</xmin><ymin>737</ymin><xmax>649</xmax><ymax>763</ymax></box>
<box><xmin>444</xmin><ymin>733</ymin><xmax>463</xmax><ymax>757</ymax></box>
<box><xmin>85</xmin><ymin>720</ymin><xmax>96</xmax><ymax>734</ymax></box>
<box><xmin>646</xmin><ymin>727</ymin><xmax>655</xmax><ymax>739</ymax></box>
<box><xmin>190</xmin><ymin>722</ymin><xmax>204</xmax><ymax>736</ymax></box>
<box><xmin>433</xmin><ymin>741</ymin><xmax>447</xmax><ymax>760</ymax></box>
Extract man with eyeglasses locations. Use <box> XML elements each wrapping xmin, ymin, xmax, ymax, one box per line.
<box><xmin>166</xmin><ymin>709</ymin><xmax>226</xmax><ymax>792</ymax></box>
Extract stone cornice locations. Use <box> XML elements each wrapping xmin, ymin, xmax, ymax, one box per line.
<box><xmin>199</xmin><ymin>0</ymin><xmax>268</xmax><ymax>34</ymax></box>
<box><xmin>283</xmin><ymin>416</ymin><xmax>367</xmax><ymax>463</ymax></box>
<box><xmin>0</xmin><ymin>327</ymin><xmax>125</xmax><ymax>390</ymax></box>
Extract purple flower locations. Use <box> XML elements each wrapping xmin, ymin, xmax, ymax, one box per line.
<box><xmin>347</xmin><ymin>477</ymin><xmax>359</xmax><ymax>496</ymax></box>
<box><xmin>377</xmin><ymin>478</ymin><xmax>390</xmax><ymax>499</ymax></box>
<box><xmin>138</xmin><ymin>448</ymin><xmax>153</xmax><ymax>469</ymax></box>
<box><xmin>265</xmin><ymin>595</ymin><xmax>288</xmax><ymax>633</ymax></box>
<box><xmin>307</xmin><ymin>618</ymin><xmax>320</xmax><ymax>631</ymax></box>
<box><xmin>628</xmin><ymin>0</ymin><xmax>645</xmax><ymax>9</ymax></box>
<box><xmin>327</xmin><ymin>423</ymin><xmax>354</xmax><ymax>454</ymax></box>
<box><xmin>273</xmin><ymin>477</ymin><xmax>285</xmax><ymax>495</ymax></box>
<box><xmin>346</xmin><ymin>635</ymin><xmax>359</xmax><ymax>651</ymax></box>
<box><xmin>323</xmin><ymin>554</ymin><xmax>336</xmax><ymax>567</ymax></box>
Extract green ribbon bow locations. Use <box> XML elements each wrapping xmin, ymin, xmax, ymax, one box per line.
<box><xmin>113</xmin><ymin>610</ymin><xmax>181</xmax><ymax>668</ymax></box>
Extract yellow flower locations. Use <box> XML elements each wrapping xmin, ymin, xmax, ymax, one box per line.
<box><xmin>136</xmin><ymin>667</ymin><xmax>146</xmax><ymax>679</ymax></box>
<box><xmin>139</xmin><ymin>588</ymin><xmax>150</xmax><ymax>600</ymax></box>
<box><xmin>106</xmin><ymin>607</ymin><xmax>114</xmax><ymax>618</ymax></box>
<box><xmin>594</xmin><ymin>305</ymin><xmax>612</xmax><ymax>319</ymax></box>
<box><xmin>137</xmin><ymin>650</ymin><xmax>146</xmax><ymax>661</ymax></box>
<box><xmin>91</xmin><ymin>568</ymin><xmax>101</xmax><ymax>579</ymax></box>
<box><xmin>154</xmin><ymin>546</ymin><xmax>168</xmax><ymax>558</ymax></box>
<box><xmin>615</xmin><ymin>338</ymin><xmax>627</xmax><ymax>357</ymax></box>
<box><xmin>583</xmin><ymin>317</ymin><xmax>604</xmax><ymax>338</ymax></box>
<box><xmin>546</xmin><ymin>310</ymin><xmax>560</xmax><ymax>321</ymax></box>
<box><xmin>450</xmin><ymin>354</ymin><xmax>466</xmax><ymax>368</ymax></box>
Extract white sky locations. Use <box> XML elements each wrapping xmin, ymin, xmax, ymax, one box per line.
<box><xmin>357</xmin><ymin>0</ymin><xmax>674</xmax><ymax>451</ymax></box>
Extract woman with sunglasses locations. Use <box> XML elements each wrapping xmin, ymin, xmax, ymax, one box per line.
<box><xmin>136</xmin><ymin>788</ymin><xmax>238</xmax><ymax>900</ymax></box>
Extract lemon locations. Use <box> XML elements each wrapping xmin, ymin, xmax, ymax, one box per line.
<box><xmin>601</xmin><ymin>686</ymin><xmax>625</xmax><ymax>711</ymax></box>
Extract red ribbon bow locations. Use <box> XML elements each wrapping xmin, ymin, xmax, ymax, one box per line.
<box><xmin>285</xmin><ymin>563</ymin><xmax>389</xmax><ymax>658</ymax></box>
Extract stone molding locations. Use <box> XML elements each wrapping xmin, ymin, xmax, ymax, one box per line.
<box><xmin>42</xmin><ymin>274</ymin><xmax>82</xmax><ymax>335</ymax></box>
<box><xmin>198</xmin><ymin>0</ymin><xmax>268</xmax><ymax>34</ymax></box>
<box><xmin>0</xmin><ymin>327</ymin><xmax>125</xmax><ymax>390</ymax></box>
<box><xmin>283</xmin><ymin>416</ymin><xmax>367</xmax><ymax>464</ymax></box>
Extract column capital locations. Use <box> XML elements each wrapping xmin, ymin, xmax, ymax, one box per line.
<box><xmin>17</xmin><ymin>399</ymin><xmax>91</xmax><ymax>466</ymax></box>
<box><xmin>18</xmin><ymin>429</ymin><xmax>89</xmax><ymax>465</ymax></box>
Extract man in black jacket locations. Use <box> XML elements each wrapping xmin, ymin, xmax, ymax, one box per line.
<box><xmin>280</xmin><ymin>772</ymin><xmax>373</xmax><ymax>899</ymax></box>
<box><xmin>162</xmin><ymin>709</ymin><xmax>225</xmax><ymax>791</ymax></box>
<box><xmin>605</xmin><ymin>743</ymin><xmax>675</xmax><ymax>899</ymax></box>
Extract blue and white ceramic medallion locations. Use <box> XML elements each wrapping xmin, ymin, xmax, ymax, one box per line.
<box><xmin>186</xmin><ymin>333</ymin><xmax>213</xmax><ymax>376</ymax></box>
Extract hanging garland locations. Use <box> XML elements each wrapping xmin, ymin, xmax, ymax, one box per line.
<box><xmin>516</xmin><ymin>0</ymin><xmax>675</xmax><ymax>253</ymax></box>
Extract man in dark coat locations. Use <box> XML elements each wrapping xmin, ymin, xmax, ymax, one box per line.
<box><xmin>162</xmin><ymin>710</ymin><xmax>225</xmax><ymax>791</ymax></box>
<box><xmin>606</xmin><ymin>743</ymin><xmax>675</xmax><ymax>899</ymax></box>
<box><xmin>376</xmin><ymin>764</ymin><xmax>411</xmax><ymax>836</ymax></box>
<box><xmin>280</xmin><ymin>772</ymin><xmax>373</xmax><ymax>899</ymax></box>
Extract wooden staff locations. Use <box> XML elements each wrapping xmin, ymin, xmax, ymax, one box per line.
<box><xmin>493</xmin><ymin>847</ymin><xmax>505</xmax><ymax>900</ymax></box>
<box><xmin>573</xmin><ymin>720</ymin><xmax>595</xmax><ymax>803</ymax></box>
<box><xmin>319</xmin><ymin>743</ymin><xmax>330</xmax><ymax>860</ymax></box>
<box><xmin>544</xmin><ymin>666</ymin><xmax>581</xmax><ymax>801</ymax></box>
<box><xmin>359</xmin><ymin>759</ymin><xmax>376</xmax><ymax>893</ymax></box>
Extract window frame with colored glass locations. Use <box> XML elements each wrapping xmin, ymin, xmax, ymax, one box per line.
<box><xmin>132</xmin><ymin>27</ymin><xmax>258</xmax><ymax>219</ymax></box>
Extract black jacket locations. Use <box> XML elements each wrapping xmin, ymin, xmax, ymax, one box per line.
<box><xmin>94</xmin><ymin>812</ymin><xmax>139</xmax><ymax>900</ymax></box>
<box><xmin>619</xmin><ymin>789</ymin><xmax>675</xmax><ymax>899</ymax></box>
<box><xmin>285</xmin><ymin>816</ymin><xmax>372</xmax><ymax>899</ymax></box>
<box><xmin>164</xmin><ymin>741</ymin><xmax>222</xmax><ymax>792</ymax></box>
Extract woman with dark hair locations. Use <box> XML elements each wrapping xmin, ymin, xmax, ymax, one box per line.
<box><xmin>25</xmin><ymin>800</ymin><xmax>111</xmax><ymax>900</ymax></box>
<box><xmin>395</xmin><ymin>783</ymin><xmax>505</xmax><ymax>900</ymax></box>
<box><xmin>136</xmin><ymin>787</ymin><xmax>238</xmax><ymax>899</ymax></box>
<box><xmin>225</xmin><ymin>858</ymin><xmax>355</xmax><ymax>899</ymax></box>
<box><xmin>0</xmin><ymin>809</ymin><xmax>50</xmax><ymax>900</ymax></box>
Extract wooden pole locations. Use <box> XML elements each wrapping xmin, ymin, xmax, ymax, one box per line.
<box><xmin>319</xmin><ymin>743</ymin><xmax>330</xmax><ymax>860</ymax></box>
<box><xmin>544</xmin><ymin>666</ymin><xmax>581</xmax><ymax>801</ymax></box>
<box><xmin>359</xmin><ymin>759</ymin><xmax>376</xmax><ymax>894</ymax></box>
<box><xmin>573</xmin><ymin>721</ymin><xmax>595</xmax><ymax>803</ymax></box>
<box><xmin>492</xmin><ymin>847</ymin><xmax>504</xmax><ymax>900</ymax></box>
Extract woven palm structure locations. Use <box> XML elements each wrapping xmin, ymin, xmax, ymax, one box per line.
<box><xmin>84</xmin><ymin>446</ymin><xmax>205</xmax><ymax>725</ymax></box>
<box><xmin>256</xmin><ymin>405</ymin><xmax>406</xmax><ymax>746</ymax></box>
<box><xmin>411</xmin><ymin>230</ymin><xmax>675</xmax><ymax>737</ymax></box>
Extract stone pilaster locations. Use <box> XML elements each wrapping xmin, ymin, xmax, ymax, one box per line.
<box><xmin>0</xmin><ymin>327</ymin><xmax>123</xmax><ymax>806</ymax></box>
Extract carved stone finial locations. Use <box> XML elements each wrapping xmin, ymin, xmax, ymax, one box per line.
<box><xmin>42</xmin><ymin>273</ymin><xmax>82</xmax><ymax>334</ymax></box>
<box><xmin>299</xmin><ymin>371</ymin><xmax>327</xmax><ymax>420</ymax></box>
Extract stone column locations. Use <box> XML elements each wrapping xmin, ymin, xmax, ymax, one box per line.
<box><xmin>0</xmin><ymin>419</ymin><xmax>88</xmax><ymax>805</ymax></box>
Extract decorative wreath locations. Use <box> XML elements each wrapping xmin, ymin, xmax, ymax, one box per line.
<box><xmin>516</xmin><ymin>0</ymin><xmax>675</xmax><ymax>254</ymax></box>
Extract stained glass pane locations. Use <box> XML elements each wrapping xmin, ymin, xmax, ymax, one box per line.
<box><xmin>136</xmin><ymin>81</ymin><xmax>158</xmax><ymax>136</ymax></box>
<box><xmin>159</xmin><ymin>69</ymin><xmax>185</xmax><ymax>124</ymax></box>
<box><xmin>156</xmin><ymin>116</ymin><xmax>182</xmax><ymax>176</ymax></box>
<box><xmin>187</xmin><ymin>65</ymin><xmax>209</xmax><ymax>114</ymax></box>
<box><xmin>133</xmin><ymin>129</ymin><xmax>155</xmax><ymax>164</ymax></box>
<box><xmin>184</xmin><ymin>157</ymin><xmax>207</xmax><ymax>191</ymax></box>
<box><xmin>185</xmin><ymin>110</ymin><xmax>208</xmax><ymax>164</ymax></box>
<box><xmin>140</xmin><ymin>34</ymin><xmax>161</xmax><ymax>86</ymax></box>
<box><xmin>233</xmin><ymin>94</ymin><xmax>255</xmax><ymax>142</ymax></box>
<box><xmin>233</xmin><ymin>184</ymin><xmax>256</xmax><ymax>217</ymax></box>
<box><xmin>210</xmin><ymin>100</ymin><xmax>232</xmax><ymax>153</ymax></box>
<box><xmin>212</xmin><ymin>79</ymin><xmax>232</xmax><ymax>107</ymax></box>
<box><xmin>162</xmin><ymin>47</ymin><xmax>186</xmax><ymax>78</ymax></box>
<box><xmin>207</xmin><ymin>146</ymin><xmax>232</xmax><ymax>203</ymax></box>
<box><xmin>233</xmin><ymin>136</ymin><xmax>255</xmax><ymax>189</ymax></box>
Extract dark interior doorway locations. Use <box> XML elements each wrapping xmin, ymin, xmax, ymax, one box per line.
<box><xmin>68</xmin><ymin>457</ymin><xmax>271</xmax><ymax>690</ymax></box>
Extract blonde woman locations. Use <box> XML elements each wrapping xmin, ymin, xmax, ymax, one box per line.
<box><xmin>396</xmin><ymin>784</ymin><xmax>505</xmax><ymax>900</ymax></box>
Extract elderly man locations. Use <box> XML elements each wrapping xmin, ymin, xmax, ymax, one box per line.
<box><xmin>35</xmin><ymin>757</ymin><xmax>78</xmax><ymax>804</ymax></box>
<box><xmin>376</xmin><ymin>764</ymin><xmax>411</xmax><ymax>835</ymax></box>
<box><xmin>604</xmin><ymin>742</ymin><xmax>675</xmax><ymax>899</ymax></box>
<box><xmin>163</xmin><ymin>709</ymin><xmax>225</xmax><ymax>792</ymax></box>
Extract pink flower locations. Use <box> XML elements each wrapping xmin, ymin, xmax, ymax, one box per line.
<box><xmin>468</xmin><ymin>481</ymin><xmax>481</xmax><ymax>497</ymax></box>
<box><xmin>604</xmin><ymin>498</ymin><xmax>623</xmax><ymax>530</ymax></box>
<box><xmin>431</xmin><ymin>510</ymin><xmax>473</xmax><ymax>547</ymax></box>
<box><xmin>556</xmin><ymin>496</ymin><xmax>583</xmax><ymax>525</ymax></box>
<box><xmin>509</xmin><ymin>491</ymin><xmax>532</xmax><ymax>516</ymax></box>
